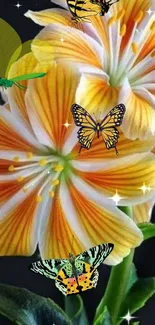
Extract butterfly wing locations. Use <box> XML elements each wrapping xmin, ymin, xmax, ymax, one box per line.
<box><xmin>56</xmin><ymin>261</ymin><xmax>99</xmax><ymax>295</ymax></box>
<box><xmin>71</xmin><ymin>103</ymin><xmax>97</xmax><ymax>150</ymax></box>
<box><xmin>67</xmin><ymin>0</ymin><xmax>101</xmax><ymax>21</ymax></box>
<box><xmin>100</xmin><ymin>103</ymin><xmax>126</xmax><ymax>152</ymax></box>
<box><xmin>29</xmin><ymin>258</ymin><xmax>69</xmax><ymax>280</ymax></box>
<box><xmin>76</xmin><ymin>243</ymin><xmax>114</xmax><ymax>269</ymax></box>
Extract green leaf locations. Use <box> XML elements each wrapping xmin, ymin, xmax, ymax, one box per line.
<box><xmin>138</xmin><ymin>222</ymin><xmax>155</xmax><ymax>240</ymax></box>
<box><xmin>0</xmin><ymin>284</ymin><xmax>71</xmax><ymax>325</ymax></box>
<box><xmin>65</xmin><ymin>295</ymin><xmax>89</xmax><ymax>325</ymax></box>
<box><xmin>94</xmin><ymin>306</ymin><xmax>112</xmax><ymax>325</ymax></box>
<box><xmin>117</xmin><ymin>278</ymin><xmax>155</xmax><ymax>325</ymax></box>
<box><xmin>0</xmin><ymin>18</ymin><xmax>21</xmax><ymax>77</ymax></box>
<box><xmin>126</xmin><ymin>263</ymin><xmax>138</xmax><ymax>293</ymax></box>
<box><xmin>132</xmin><ymin>322</ymin><xmax>139</xmax><ymax>325</ymax></box>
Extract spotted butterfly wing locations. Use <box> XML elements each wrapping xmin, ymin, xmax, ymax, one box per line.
<box><xmin>71</xmin><ymin>103</ymin><xmax>97</xmax><ymax>152</ymax></box>
<box><xmin>100</xmin><ymin>103</ymin><xmax>126</xmax><ymax>154</ymax></box>
<box><xmin>29</xmin><ymin>243</ymin><xmax>114</xmax><ymax>296</ymax></box>
<box><xmin>55</xmin><ymin>261</ymin><xmax>99</xmax><ymax>295</ymax></box>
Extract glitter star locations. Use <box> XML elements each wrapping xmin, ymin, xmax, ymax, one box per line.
<box><xmin>63</xmin><ymin>121</ymin><xmax>71</xmax><ymax>128</ymax></box>
<box><xmin>60</xmin><ymin>37</ymin><xmax>64</xmax><ymax>42</ymax></box>
<box><xmin>15</xmin><ymin>2</ymin><xmax>22</xmax><ymax>8</ymax></box>
<box><xmin>146</xmin><ymin>8</ymin><xmax>154</xmax><ymax>15</ymax></box>
<box><xmin>109</xmin><ymin>190</ymin><xmax>124</xmax><ymax>205</ymax></box>
<box><xmin>139</xmin><ymin>183</ymin><xmax>152</xmax><ymax>194</ymax></box>
<box><xmin>121</xmin><ymin>310</ymin><xmax>137</xmax><ymax>324</ymax></box>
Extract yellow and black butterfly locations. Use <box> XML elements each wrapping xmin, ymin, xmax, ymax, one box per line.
<box><xmin>71</xmin><ymin>103</ymin><xmax>126</xmax><ymax>154</ymax></box>
<box><xmin>90</xmin><ymin>0</ymin><xmax>119</xmax><ymax>16</ymax></box>
<box><xmin>66</xmin><ymin>0</ymin><xmax>101</xmax><ymax>23</ymax></box>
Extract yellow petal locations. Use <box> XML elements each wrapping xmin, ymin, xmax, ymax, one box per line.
<box><xmin>0</xmin><ymin>188</ymin><xmax>40</xmax><ymax>255</ymax></box>
<box><xmin>76</xmin><ymin>72</ymin><xmax>119</xmax><ymax>114</ymax></box>
<box><xmin>119</xmin><ymin>80</ymin><xmax>155</xmax><ymax>139</ymax></box>
<box><xmin>0</xmin><ymin>112</ymin><xmax>36</xmax><ymax>152</ymax></box>
<box><xmin>39</xmin><ymin>189</ymin><xmax>84</xmax><ymax>259</ymax></box>
<box><xmin>26</xmin><ymin>61</ymin><xmax>80</xmax><ymax>149</ymax></box>
<box><xmin>133</xmin><ymin>199</ymin><xmax>154</xmax><ymax>224</ymax></box>
<box><xmin>25</xmin><ymin>9</ymin><xmax>72</xmax><ymax>26</ymax></box>
<box><xmin>32</xmin><ymin>24</ymin><xmax>103</xmax><ymax>69</ymax></box>
<box><xmin>8</xmin><ymin>53</ymin><xmax>40</xmax><ymax>126</ymax></box>
<box><xmin>67</xmin><ymin>180</ymin><xmax>143</xmax><ymax>264</ymax></box>
<box><xmin>72</xmin><ymin>130</ymin><xmax>155</xmax><ymax>161</ymax></box>
<box><xmin>75</xmin><ymin>153</ymin><xmax>155</xmax><ymax>205</ymax></box>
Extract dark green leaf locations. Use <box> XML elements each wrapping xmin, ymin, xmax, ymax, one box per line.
<box><xmin>0</xmin><ymin>284</ymin><xmax>71</xmax><ymax>325</ymax></box>
<box><xmin>93</xmin><ymin>306</ymin><xmax>112</xmax><ymax>325</ymax></box>
<box><xmin>117</xmin><ymin>278</ymin><xmax>155</xmax><ymax>325</ymax></box>
<box><xmin>65</xmin><ymin>295</ymin><xmax>89</xmax><ymax>325</ymax></box>
<box><xmin>138</xmin><ymin>223</ymin><xmax>155</xmax><ymax>240</ymax></box>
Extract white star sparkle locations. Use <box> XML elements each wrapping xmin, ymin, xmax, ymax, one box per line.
<box><xmin>121</xmin><ymin>310</ymin><xmax>137</xmax><ymax>324</ymax></box>
<box><xmin>60</xmin><ymin>37</ymin><xmax>64</xmax><ymax>42</ymax></box>
<box><xmin>146</xmin><ymin>8</ymin><xmax>154</xmax><ymax>15</ymax></box>
<box><xmin>139</xmin><ymin>183</ymin><xmax>152</xmax><ymax>194</ymax></box>
<box><xmin>63</xmin><ymin>121</ymin><xmax>71</xmax><ymax>128</ymax></box>
<box><xmin>109</xmin><ymin>190</ymin><xmax>124</xmax><ymax>205</ymax></box>
<box><xmin>15</xmin><ymin>2</ymin><xmax>22</xmax><ymax>8</ymax></box>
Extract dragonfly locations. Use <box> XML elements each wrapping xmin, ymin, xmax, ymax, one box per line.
<box><xmin>0</xmin><ymin>18</ymin><xmax>46</xmax><ymax>91</ymax></box>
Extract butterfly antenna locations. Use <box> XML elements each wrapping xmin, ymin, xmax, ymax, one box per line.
<box><xmin>115</xmin><ymin>146</ymin><xmax>118</xmax><ymax>155</ymax></box>
<box><xmin>78</xmin><ymin>146</ymin><xmax>82</xmax><ymax>155</ymax></box>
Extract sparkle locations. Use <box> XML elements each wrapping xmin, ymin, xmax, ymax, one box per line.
<box><xmin>146</xmin><ymin>8</ymin><xmax>154</xmax><ymax>16</ymax></box>
<box><xmin>109</xmin><ymin>190</ymin><xmax>124</xmax><ymax>205</ymax></box>
<box><xmin>139</xmin><ymin>183</ymin><xmax>152</xmax><ymax>194</ymax></box>
<box><xmin>121</xmin><ymin>310</ymin><xmax>137</xmax><ymax>324</ymax></box>
<box><xmin>15</xmin><ymin>2</ymin><xmax>22</xmax><ymax>8</ymax></box>
<box><xmin>60</xmin><ymin>37</ymin><xmax>64</xmax><ymax>42</ymax></box>
<box><xmin>63</xmin><ymin>121</ymin><xmax>71</xmax><ymax>128</ymax></box>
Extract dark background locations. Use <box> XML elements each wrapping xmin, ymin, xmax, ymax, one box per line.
<box><xmin>0</xmin><ymin>0</ymin><xmax>155</xmax><ymax>324</ymax></box>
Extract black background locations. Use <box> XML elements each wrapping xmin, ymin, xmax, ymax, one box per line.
<box><xmin>0</xmin><ymin>1</ymin><xmax>155</xmax><ymax>324</ymax></box>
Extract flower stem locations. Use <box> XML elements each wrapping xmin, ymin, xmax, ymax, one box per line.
<box><xmin>94</xmin><ymin>207</ymin><xmax>134</xmax><ymax>325</ymax></box>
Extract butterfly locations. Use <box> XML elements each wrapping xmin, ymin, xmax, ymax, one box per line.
<box><xmin>66</xmin><ymin>0</ymin><xmax>101</xmax><ymax>23</ymax></box>
<box><xmin>29</xmin><ymin>243</ymin><xmax>114</xmax><ymax>296</ymax></box>
<box><xmin>90</xmin><ymin>0</ymin><xmax>119</xmax><ymax>16</ymax></box>
<box><xmin>0</xmin><ymin>18</ymin><xmax>46</xmax><ymax>91</ymax></box>
<box><xmin>71</xmin><ymin>103</ymin><xmax>126</xmax><ymax>154</ymax></box>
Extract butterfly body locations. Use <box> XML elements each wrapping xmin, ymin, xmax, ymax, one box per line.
<box><xmin>29</xmin><ymin>243</ymin><xmax>114</xmax><ymax>296</ymax></box>
<box><xmin>90</xmin><ymin>0</ymin><xmax>119</xmax><ymax>16</ymax></box>
<box><xmin>71</xmin><ymin>103</ymin><xmax>126</xmax><ymax>154</ymax></box>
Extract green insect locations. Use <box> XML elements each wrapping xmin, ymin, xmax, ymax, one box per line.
<box><xmin>0</xmin><ymin>18</ymin><xmax>46</xmax><ymax>91</ymax></box>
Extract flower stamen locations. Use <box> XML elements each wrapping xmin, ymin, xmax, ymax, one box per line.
<box><xmin>26</xmin><ymin>152</ymin><xmax>34</xmax><ymax>159</ymax></box>
<box><xmin>131</xmin><ymin>42</ymin><xmax>139</xmax><ymax>54</ymax></box>
<box><xmin>120</xmin><ymin>24</ymin><xmax>126</xmax><ymax>37</ymax></box>
<box><xmin>134</xmin><ymin>11</ymin><xmax>144</xmax><ymax>24</ymax></box>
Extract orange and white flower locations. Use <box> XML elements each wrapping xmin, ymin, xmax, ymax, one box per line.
<box><xmin>25</xmin><ymin>0</ymin><xmax>155</xmax><ymax>140</ymax></box>
<box><xmin>1</xmin><ymin>54</ymin><xmax>155</xmax><ymax>264</ymax></box>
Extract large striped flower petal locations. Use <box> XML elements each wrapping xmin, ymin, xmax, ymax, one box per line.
<box><xmin>32</xmin><ymin>24</ymin><xmax>104</xmax><ymax>69</ymax></box>
<box><xmin>72</xmin><ymin>153</ymin><xmax>155</xmax><ymax>205</ymax></box>
<box><xmin>25</xmin><ymin>61</ymin><xmax>80</xmax><ymax>150</ymax></box>
<box><xmin>67</xmin><ymin>130</ymin><xmax>155</xmax><ymax>160</ymax></box>
<box><xmin>119</xmin><ymin>79</ymin><xmax>155</xmax><ymax>139</ymax></box>
<box><xmin>0</xmin><ymin>184</ymin><xmax>41</xmax><ymax>256</ymax></box>
<box><xmin>61</xmin><ymin>176</ymin><xmax>142</xmax><ymax>265</ymax></box>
